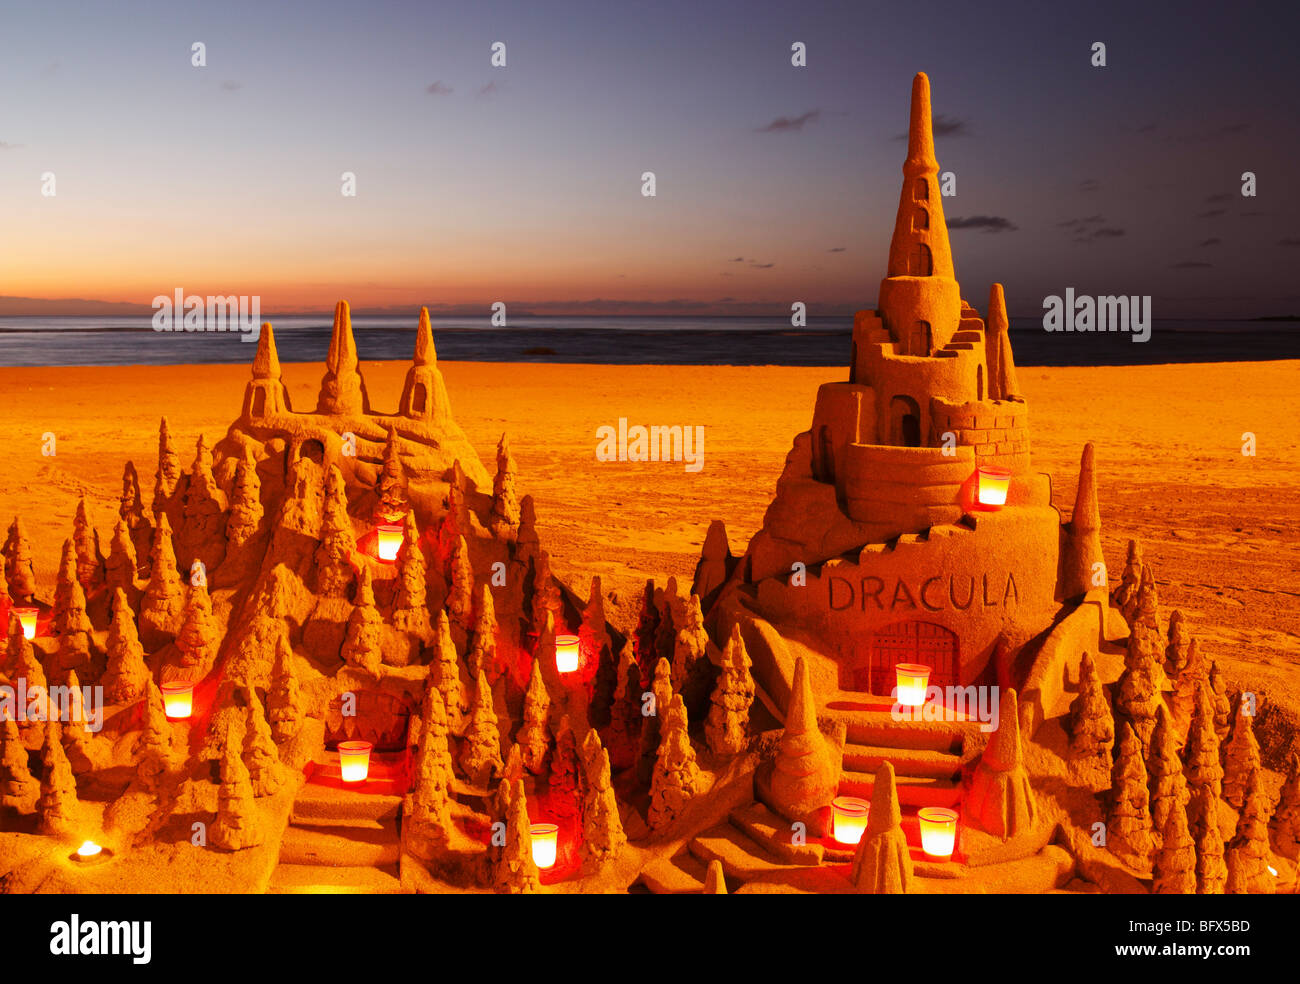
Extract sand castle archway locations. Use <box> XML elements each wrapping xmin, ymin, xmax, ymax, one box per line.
<box><xmin>889</xmin><ymin>395</ymin><xmax>922</xmax><ymax>446</ymax></box>
<box><xmin>844</xmin><ymin>620</ymin><xmax>958</xmax><ymax>695</ymax></box>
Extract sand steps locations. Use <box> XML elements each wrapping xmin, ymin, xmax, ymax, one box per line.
<box><xmin>688</xmin><ymin>822</ymin><xmax>798</xmax><ymax>883</ymax></box>
<box><xmin>841</xmin><ymin>742</ymin><xmax>963</xmax><ymax>780</ymax></box>
<box><xmin>838</xmin><ymin>770</ymin><xmax>961</xmax><ymax>807</ymax></box>
<box><xmin>822</xmin><ymin>705</ymin><xmax>978</xmax><ymax>753</ymax></box>
<box><xmin>267</xmin><ymin>863</ymin><xmax>403</xmax><ymax>894</ymax></box>
<box><xmin>268</xmin><ymin>767</ymin><xmax>408</xmax><ymax>894</ymax></box>
<box><xmin>279</xmin><ymin>820</ymin><xmax>401</xmax><ymax>868</ymax></box>
<box><xmin>727</xmin><ymin>801</ymin><xmax>824</xmax><ymax>865</ymax></box>
<box><xmin>637</xmin><ymin>852</ymin><xmax>709</xmax><ymax>894</ymax></box>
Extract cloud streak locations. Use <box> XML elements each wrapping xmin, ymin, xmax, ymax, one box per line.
<box><xmin>756</xmin><ymin>110</ymin><xmax>820</xmax><ymax>133</ymax></box>
<box><xmin>947</xmin><ymin>215</ymin><xmax>1017</xmax><ymax>233</ymax></box>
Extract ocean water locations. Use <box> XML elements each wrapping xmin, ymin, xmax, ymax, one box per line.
<box><xmin>0</xmin><ymin>315</ymin><xmax>1295</xmax><ymax>368</ymax></box>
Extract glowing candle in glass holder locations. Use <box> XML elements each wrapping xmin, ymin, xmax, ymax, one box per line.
<box><xmin>15</xmin><ymin>607</ymin><xmax>38</xmax><ymax>640</ymax></box>
<box><xmin>160</xmin><ymin>681</ymin><xmax>195</xmax><ymax>720</ymax></box>
<box><xmin>831</xmin><ymin>796</ymin><xmax>870</xmax><ymax>845</ymax></box>
<box><xmin>918</xmin><ymin>807</ymin><xmax>958</xmax><ymax>860</ymax></box>
<box><xmin>894</xmin><ymin>663</ymin><xmax>931</xmax><ymax>707</ymax></box>
<box><xmin>530</xmin><ymin>823</ymin><xmax>558</xmax><ymax>869</ymax></box>
<box><xmin>555</xmin><ymin>634</ymin><xmax>580</xmax><ymax>674</ymax></box>
<box><xmin>338</xmin><ymin>740</ymin><xmax>373</xmax><ymax>783</ymax></box>
<box><xmin>75</xmin><ymin>840</ymin><xmax>103</xmax><ymax>859</ymax></box>
<box><xmin>375</xmin><ymin>524</ymin><xmax>404</xmax><ymax>562</ymax></box>
<box><xmin>976</xmin><ymin>466</ymin><xmax>1012</xmax><ymax>509</ymax></box>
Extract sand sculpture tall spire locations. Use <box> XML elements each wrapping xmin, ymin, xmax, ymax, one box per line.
<box><xmin>242</xmin><ymin>323</ymin><xmax>292</xmax><ymax>420</ymax></box>
<box><xmin>985</xmin><ymin>284</ymin><xmax>1022</xmax><ymax>401</ymax></box>
<box><xmin>399</xmin><ymin>306</ymin><xmax>453</xmax><ymax>425</ymax></box>
<box><xmin>1062</xmin><ymin>443</ymin><xmax>1106</xmax><ymax>600</ymax></box>
<box><xmin>878</xmin><ymin>72</ymin><xmax>960</xmax><ymax>356</ymax></box>
<box><xmin>316</xmin><ymin>300</ymin><xmax>370</xmax><ymax>415</ymax></box>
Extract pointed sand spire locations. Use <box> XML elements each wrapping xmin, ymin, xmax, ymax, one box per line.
<box><xmin>985</xmin><ymin>283</ymin><xmax>1022</xmax><ymax>401</ymax></box>
<box><xmin>316</xmin><ymin>300</ymin><xmax>369</xmax><ymax>415</ymax></box>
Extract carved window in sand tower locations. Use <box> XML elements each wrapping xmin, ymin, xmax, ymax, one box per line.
<box><xmin>843</xmin><ymin>620</ymin><xmax>958</xmax><ymax>695</ymax></box>
<box><xmin>912</xmin><ymin>207</ymin><xmax>929</xmax><ymax>232</ymax></box>
<box><xmin>412</xmin><ymin>382</ymin><xmax>428</xmax><ymax>415</ymax></box>
<box><xmin>906</xmin><ymin>321</ymin><xmax>932</xmax><ymax>358</ymax></box>
<box><xmin>913</xmin><ymin>178</ymin><xmax>929</xmax><ymax>202</ymax></box>
<box><xmin>908</xmin><ymin>242</ymin><xmax>933</xmax><ymax>277</ymax></box>
<box><xmin>889</xmin><ymin>395</ymin><xmax>922</xmax><ymax>447</ymax></box>
<box><xmin>977</xmin><ymin>364</ymin><xmax>984</xmax><ymax>401</ymax></box>
<box><xmin>251</xmin><ymin>388</ymin><xmax>267</xmax><ymax>417</ymax></box>
<box><xmin>815</xmin><ymin>426</ymin><xmax>835</xmax><ymax>483</ymax></box>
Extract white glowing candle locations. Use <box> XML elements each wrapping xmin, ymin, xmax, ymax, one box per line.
<box><xmin>15</xmin><ymin>607</ymin><xmax>38</xmax><ymax>640</ymax></box>
<box><xmin>894</xmin><ymin>663</ymin><xmax>931</xmax><ymax>707</ymax></box>
<box><xmin>338</xmin><ymin>741</ymin><xmax>373</xmax><ymax>782</ymax></box>
<box><xmin>976</xmin><ymin>466</ymin><xmax>1011</xmax><ymax>508</ymax></box>
<box><xmin>831</xmin><ymin>796</ymin><xmax>870</xmax><ymax>845</ymax></box>
<box><xmin>918</xmin><ymin>807</ymin><xmax>958</xmax><ymax>860</ymax></box>
<box><xmin>530</xmin><ymin>823</ymin><xmax>558</xmax><ymax>869</ymax></box>
<box><xmin>375</xmin><ymin>524</ymin><xmax>404</xmax><ymax>562</ymax></box>
<box><xmin>161</xmin><ymin>681</ymin><xmax>194</xmax><ymax>720</ymax></box>
<box><xmin>76</xmin><ymin>840</ymin><xmax>103</xmax><ymax>859</ymax></box>
<box><xmin>555</xmin><ymin>634</ymin><xmax>580</xmax><ymax>674</ymax></box>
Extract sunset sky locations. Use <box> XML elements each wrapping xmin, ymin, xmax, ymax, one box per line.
<box><xmin>1</xmin><ymin>0</ymin><xmax>1296</xmax><ymax>318</ymax></box>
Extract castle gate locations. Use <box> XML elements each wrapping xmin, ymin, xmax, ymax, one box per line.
<box><xmin>845</xmin><ymin>620</ymin><xmax>959</xmax><ymax>695</ymax></box>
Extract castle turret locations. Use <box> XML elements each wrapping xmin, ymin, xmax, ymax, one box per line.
<box><xmin>877</xmin><ymin>72</ymin><xmax>960</xmax><ymax>356</ymax></box>
<box><xmin>316</xmin><ymin>300</ymin><xmax>370</xmax><ymax>416</ymax></box>
<box><xmin>241</xmin><ymin>323</ymin><xmax>291</xmax><ymax>420</ymax></box>
<box><xmin>985</xmin><ymin>284</ymin><xmax>1022</xmax><ymax>402</ymax></box>
<box><xmin>398</xmin><ymin>307</ymin><xmax>452</xmax><ymax>426</ymax></box>
<box><xmin>1062</xmin><ymin>442</ymin><xmax>1106</xmax><ymax>601</ymax></box>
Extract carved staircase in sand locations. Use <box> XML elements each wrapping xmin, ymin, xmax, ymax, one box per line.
<box><xmin>267</xmin><ymin>751</ymin><xmax>407</xmax><ymax>894</ymax></box>
<box><xmin>639</xmin><ymin>696</ymin><xmax>1073</xmax><ymax>893</ymax></box>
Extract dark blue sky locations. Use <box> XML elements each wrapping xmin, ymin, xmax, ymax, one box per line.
<box><xmin>1</xmin><ymin>0</ymin><xmax>1296</xmax><ymax>318</ymax></box>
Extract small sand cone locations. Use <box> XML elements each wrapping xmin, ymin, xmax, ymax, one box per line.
<box><xmin>459</xmin><ymin>670</ymin><xmax>504</xmax><ymax>788</ymax></box>
<box><xmin>648</xmin><ymin>695</ymin><xmax>701</xmax><ymax>830</ymax></box>
<box><xmin>702</xmin><ymin>859</ymin><xmax>727</xmax><ymax>894</ymax></box>
<box><xmin>1151</xmin><ymin>795</ymin><xmax>1196</xmax><ymax>894</ymax></box>
<box><xmin>1106</xmin><ymin>722</ymin><xmax>1154</xmax><ymax>871</ymax></box>
<box><xmin>211</xmin><ymin>730</ymin><xmax>264</xmax><ymax>852</ymax></box>
<box><xmin>0</xmin><ymin>717</ymin><xmax>39</xmax><ymax>814</ymax></box>
<box><xmin>1222</xmin><ymin>697</ymin><xmax>1261</xmax><ymax>810</ymax></box>
<box><xmin>850</xmin><ymin>762</ymin><xmax>913</xmax><ymax>894</ymax></box>
<box><xmin>468</xmin><ymin>583</ymin><xmax>501</xmax><ymax>683</ymax></box>
<box><xmin>705</xmin><ymin>624</ymin><xmax>755</xmax><ymax>757</ymax></box>
<box><xmin>341</xmin><ymin>566</ymin><xmax>383</xmax><ymax>677</ymax></box>
<box><xmin>967</xmin><ymin>687</ymin><xmax>1038</xmax><ymax>839</ymax></box>
<box><xmin>38</xmin><ymin>722</ymin><xmax>81</xmax><ymax>838</ymax></box>
<box><xmin>1066</xmin><ymin>652</ymin><xmax>1113</xmax><ymax>787</ymax></box>
<box><xmin>242</xmin><ymin>691</ymin><xmax>285</xmax><ymax>798</ymax></box>
<box><xmin>1193</xmin><ymin>786</ymin><xmax>1227</xmax><ymax>894</ymax></box>
<box><xmin>494</xmin><ymin>780</ymin><xmax>540</xmax><ymax>894</ymax></box>
<box><xmin>580</xmin><ymin>729</ymin><xmax>626</xmax><ymax>871</ymax></box>
<box><xmin>518</xmin><ymin>655</ymin><xmax>552</xmax><ymax>775</ymax></box>
<box><xmin>430</xmin><ymin>611</ymin><xmax>466</xmax><ymax>734</ymax></box>
<box><xmin>489</xmin><ymin>432</ymin><xmax>521</xmax><ymax>537</ymax></box>
<box><xmin>768</xmin><ymin>656</ymin><xmax>838</xmax><ymax>824</ymax></box>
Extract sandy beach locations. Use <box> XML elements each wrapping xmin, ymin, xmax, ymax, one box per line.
<box><xmin>1</xmin><ymin>356</ymin><xmax>1297</xmax><ymax>752</ymax></box>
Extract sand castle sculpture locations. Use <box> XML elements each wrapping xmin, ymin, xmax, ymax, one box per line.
<box><xmin>0</xmin><ymin>72</ymin><xmax>1295</xmax><ymax>896</ymax></box>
